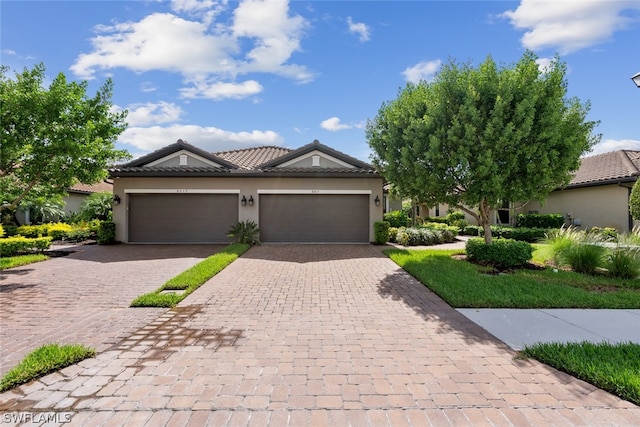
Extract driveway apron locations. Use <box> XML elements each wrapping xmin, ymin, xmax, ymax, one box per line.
<box><xmin>1</xmin><ymin>244</ymin><xmax>639</xmax><ymax>426</ymax></box>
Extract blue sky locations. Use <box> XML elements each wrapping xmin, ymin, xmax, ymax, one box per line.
<box><xmin>2</xmin><ymin>0</ymin><xmax>640</xmax><ymax>162</ymax></box>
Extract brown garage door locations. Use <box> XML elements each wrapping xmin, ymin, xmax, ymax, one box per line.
<box><xmin>128</xmin><ymin>193</ymin><xmax>238</xmax><ymax>243</ymax></box>
<box><xmin>259</xmin><ymin>194</ymin><xmax>369</xmax><ymax>242</ymax></box>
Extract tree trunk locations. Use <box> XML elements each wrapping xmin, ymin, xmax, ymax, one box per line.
<box><xmin>479</xmin><ymin>199</ymin><xmax>492</xmax><ymax>245</ymax></box>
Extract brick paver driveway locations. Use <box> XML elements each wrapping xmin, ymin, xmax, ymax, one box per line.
<box><xmin>0</xmin><ymin>243</ymin><xmax>224</xmax><ymax>375</ymax></box>
<box><xmin>1</xmin><ymin>244</ymin><xmax>639</xmax><ymax>426</ymax></box>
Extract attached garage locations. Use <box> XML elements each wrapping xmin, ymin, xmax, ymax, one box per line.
<box><xmin>259</xmin><ymin>193</ymin><xmax>369</xmax><ymax>243</ymax></box>
<box><xmin>110</xmin><ymin>140</ymin><xmax>383</xmax><ymax>244</ymax></box>
<box><xmin>128</xmin><ymin>193</ymin><xmax>238</xmax><ymax>243</ymax></box>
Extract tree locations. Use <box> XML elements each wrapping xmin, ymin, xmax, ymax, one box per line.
<box><xmin>0</xmin><ymin>63</ymin><xmax>130</xmax><ymax>218</ymax></box>
<box><xmin>630</xmin><ymin>180</ymin><xmax>640</xmax><ymax>221</ymax></box>
<box><xmin>367</xmin><ymin>51</ymin><xmax>600</xmax><ymax>244</ymax></box>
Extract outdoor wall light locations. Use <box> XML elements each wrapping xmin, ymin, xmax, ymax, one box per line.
<box><xmin>113</xmin><ymin>195</ymin><xmax>121</xmax><ymax>205</ymax></box>
<box><xmin>241</xmin><ymin>195</ymin><xmax>247</xmax><ymax>206</ymax></box>
<box><xmin>248</xmin><ymin>195</ymin><xmax>254</xmax><ymax>206</ymax></box>
<box><xmin>632</xmin><ymin>72</ymin><xmax>640</xmax><ymax>88</ymax></box>
<box><xmin>375</xmin><ymin>195</ymin><xmax>381</xmax><ymax>206</ymax></box>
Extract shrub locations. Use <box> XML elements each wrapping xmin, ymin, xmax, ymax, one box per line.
<box><xmin>588</xmin><ymin>227</ymin><xmax>618</xmax><ymax>242</ymax></box>
<box><xmin>388</xmin><ymin>227</ymin><xmax>398</xmax><ymax>243</ymax></box>
<box><xmin>16</xmin><ymin>224</ymin><xmax>49</xmax><ymax>238</ymax></box>
<box><xmin>384</xmin><ymin>210</ymin><xmax>411</xmax><ymax>228</ymax></box>
<box><xmin>373</xmin><ymin>221</ymin><xmax>390</xmax><ymax>244</ymax></box>
<box><xmin>606</xmin><ymin>246</ymin><xmax>640</xmax><ymax>279</ymax></box>
<box><xmin>47</xmin><ymin>223</ymin><xmax>73</xmax><ymax>241</ymax></box>
<box><xmin>65</xmin><ymin>228</ymin><xmax>94</xmax><ymax>243</ymax></box>
<box><xmin>516</xmin><ymin>213</ymin><xmax>564</xmax><ymax>229</ymax></box>
<box><xmin>423</xmin><ymin>216</ymin><xmax>448</xmax><ymax>224</ymax></box>
<box><xmin>445</xmin><ymin>211</ymin><xmax>466</xmax><ymax>224</ymax></box>
<box><xmin>0</xmin><ymin>236</ymin><xmax>52</xmax><ymax>256</ymax></box>
<box><xmin>0</xmin><ymin>224</ymin><xmax>4</xmax><ymax>238</ymax></box>
<box><xmin>465</xmin><ymin>237</ymin><xmax>533</xmax><ymax>269</ymax></box>
<box><xmin>482</xmin><ymin>226</ymin><xmax>547</xmax><ymax>243</ymax></box>
<box><xmin>396</xmin><ymin>229</ymin><xmax>410</xmax><ymax>246</ymax></box>
<box><xmin>97</xmin><ymin>221</ymin><xmax>116</xmax><ymax>245</ymax></box>
<box><xmin>79</xmin><ymin>192</ymin><xmax>114</xmax><ymax>221</ymax></box>
<box><xmin>227</xmin><ymin>220</ymin><xmax>260</xmax><ymax>246</ymax></box>
<box><xmin>463</xmin><ymin>225</ymin><xmax>481</xmax><ymax>236</ymax></box>
<box><xmin>547</xmin><ymin>227</ymin><xmax>607</xmax><ymax>275</ymax></box>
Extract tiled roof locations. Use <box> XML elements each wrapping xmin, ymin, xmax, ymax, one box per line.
<box><xmin>69</xmin><ymin>180</ymin><xmax>113</xmax><ymax>194</ymax></box>
<box><xmin>215</xmin><ymin>146</ymin><xmax>293</xmax><ymax>170</ymax></box>
<box><xmin>107</xmin><ymin>167</ymin><xmax>232</xmax><ymax>177</ymax></box>
<box><xmin>261</xmin><ymin>167</ymin><xmax>377</xmax><ymax>175</ymax></box>
<box><xmin>567</xmin><ymin>150</ymin><xmax>640</xmax><ymax>188</ymax></box>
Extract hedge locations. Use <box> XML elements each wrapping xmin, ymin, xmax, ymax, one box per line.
<box><xmin>516</xmin><ymin>213</ymin><xmax>564</xmax><ymax>229</ymax></box>
<box><xmin>465</xmin><ymin>237</ymin><xmax>533</xmax><ymax>269</ymax></box>
<box><xmin>0</xmin><ymin>236</ymin><xmax>53</xmax><ymax>257</ymax></box>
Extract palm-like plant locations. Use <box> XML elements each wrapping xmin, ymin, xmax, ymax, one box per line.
<box><xmin>227</xmin><ymin>220</ymin><xmax>260</xmax><ymax>246</ymax></box>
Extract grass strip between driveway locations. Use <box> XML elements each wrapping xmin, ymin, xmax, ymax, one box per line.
<box><xmin>384</xmin><ymin>248</ymin><xmax>640</xmax><ymax>308</ymax></box>
<box><xmin>520</xmin><ymin>341</ymin><xmax>640</xmax><ymax>405</ymax></box>
<box><xmin>131</xmin><ymin>243</ymin><xmax>250</xmax><ymax>308</ymax></box>
<box><xmin>1</xmin><ymin>254</ymin><xmax>49</xmax><ymax>270</ymax></box>
<box><xmin>0</xmin><ymin>344</ymin><xmax>95</xmax><ymax>392</ymax></box>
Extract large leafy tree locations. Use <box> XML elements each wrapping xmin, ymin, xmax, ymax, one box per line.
<box><xmin>0</xmin><ymin>63</ymin><xmax>130</xmax><ymax>218</ymax></box>
<box><xmin>367</xmin><ymin>51</ymin><xmax>600</xmax><ymax>243</ymax></box>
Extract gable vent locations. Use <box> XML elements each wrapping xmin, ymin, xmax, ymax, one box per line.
<box><xmin>312</xmin><ymin>155</ymin><xmax>321</xmax><ymax>167</ymax></box>
<box><xmin>179</xmin><ymin>154</ymin><xmax>188</xmax><ymax>166</ymax></box>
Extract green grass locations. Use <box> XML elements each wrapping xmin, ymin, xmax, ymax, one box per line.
<box><xmin>0</xmin><ymin>254</ymin><xmax>49</xmax><ymax>269</ymax></box>
<box><xmin>0</xmin><ymin>343</ymin><xmax>95</xmax><ymax>392</ymax></box>
<box><xmin>520</xmin><ymin>341</ymin><xmax>640</xmax><ymax>405</ymax></box>
<box><xmin>384</xmin><ymin>248</ymin><xmax>640</xmax><ymax>308</ymax></box>
<box><xmin>131</xmin><ymin>243</ymin><xmax>250</xmax><ymax>307</ymax></box>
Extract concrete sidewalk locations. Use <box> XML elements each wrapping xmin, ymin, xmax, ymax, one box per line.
<box><xmin>458</xmin><ymin>309</ymin><xmax>640</xmax><ymax>350</ymax></box>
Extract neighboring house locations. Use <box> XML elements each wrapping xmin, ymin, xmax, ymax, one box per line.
<box><xmin>525</xmin><ymin>150</ymin><xmax>640</xmax><ymax>233</ymax></box>
<box><xmin>15</xmin><ymin>180</ymin><xmax>113</xmax><ymax>224</ymax></box>
<box><xmin>385</xmin><ymin>150</ymin><xmax>639</xmax><ymax>233</ymax></box>
<box><xmin>109</xmin><ymin>139</ymin><xmax>384</xmax><ymax>243</ymax></box>
<box><xmin>64</xmin><ymin>181</ymin><xmax>113</xmax><ymax>216</ymax></box>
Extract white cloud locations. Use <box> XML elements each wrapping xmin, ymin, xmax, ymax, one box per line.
<box><xmin>588</xmin><ymin>139</ymin><xmax>640</xmax><ymax>156</ymax></box>
<box><xmin>402</xmin><ymin>59</ymin><xmax>442</xmax><ymax>83</ymax></box>
<box><xmin>1</xmin><ymin>49</ymin><xmax>16</xmax><ymax>56</ymax></box>
<box><xmin>119</xmin><ymin>101</ymin><xmax>184</xmax><ymax>126</ymax></box>
<box><xmin>180</xmin><ymin>79</ymin><xmax>263</xmax><ymax>99</ymax></box>
<box><xmin>70</xmin><ymin>0</ymin><xmax>313</xmax><ymax>98</ymax></box>
<box><xmin>501</xmin><ymin>0</ymin><xmax>640</xmax><ymax>54</ymax></box>
<box><xmin>118</xmin><ymin>124</ymin><xmax>283</xmax><ymax>153</ymax></box>
<box><xmin>535</xmin><ymin>57</ymin><xmax>553</xmax><ymax>72</ymax></box>
<box><xmin>347</xmin><ymin>16</ymin><xmax>371</xmax><ymax>42</ymax></box>
<box><xmin>140</xmin><ymin>82</ymin><xmax>157</xmax><ymax>93</ymax></box>
<box><xmin>321</xmin><ymin>116</ymin><xmax>351</xmax><ymax>132</ymax></box>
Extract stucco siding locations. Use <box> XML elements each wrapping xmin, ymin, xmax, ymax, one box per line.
<box><xmin>525</xmin><ymin>184</ymin><xmax>631</xmax><ymax>232</ymax></box>
<box><xmin>112</xmin><ymin>176</ymin><xmax>383</xmax><ymax>243</ymax></box>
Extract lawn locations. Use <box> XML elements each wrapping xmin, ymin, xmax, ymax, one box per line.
<box><xmin>384</xmin><ymin>248</ymin><xmax>640</xmax><ymax>308</ymax></box>
<box><xmin>1</xmin><ymin>254</ymin><xmax>49</xmax><ymax>269</ymax></box>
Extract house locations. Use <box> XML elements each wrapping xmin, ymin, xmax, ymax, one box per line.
<box><xmin>15</xmin><ymin>180</ymin><xmax>113</xmax><ymax>224</ymax></box>
<box><xmin>386</xmin><ymin>150</ymin><xmax>639</xmax><ymax>233</ymax></box>
<box><xmin>109</xmin><ymin>139</ymin><xmax>384</xmax><ymax>243</ymax></box>
<box><xmin>524</xmin><ymin>150</ymin><xmax>640</xmax><ymax>233</ymax></box>
<box><xmin>64</xmin><ymin>181</ymin><xmax>113</xmax><ymax>216</ymax></box>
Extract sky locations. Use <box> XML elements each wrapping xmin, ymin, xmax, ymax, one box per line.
<box><xmin>2</xmin><ymin>0</ymin><xmax>640</xmax><ymax>163</ymax></box>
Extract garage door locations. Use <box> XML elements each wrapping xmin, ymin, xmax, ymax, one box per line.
<box><xmin>259</xmin><ymin>194</ymin><xmax>369</xmax><ymax>242</ymax></box>
<box><xmin>128</xmin><ymin>194</ymin><xmax>238</xmax><ymax>243</ymax></box>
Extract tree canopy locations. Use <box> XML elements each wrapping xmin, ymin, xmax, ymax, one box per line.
<box><xmin>367</xmin><ymin>51</ymin><xmax>600</xmax><ymax>243</ymax></box>
<box><xmin>0</xmin><ymin>63</ymin><xmax>130</xmax><ymax>218</ymax></box>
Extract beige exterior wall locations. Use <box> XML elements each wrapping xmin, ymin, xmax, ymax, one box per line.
<box><xmin>524</xmin><ymin>184</ymin><xmax>632</xmax><ymax>232</ymax></box>
<box><xmin>112</xmin><ymin>176</ymin><xmax>384</xmax><ymax>242</ymax></box>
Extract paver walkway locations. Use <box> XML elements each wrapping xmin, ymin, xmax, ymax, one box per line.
<box><xmin>1</xmin><ymin>244</ymin><xmax>639</xmax><ymax>426</ymax></box>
